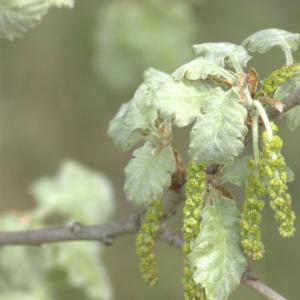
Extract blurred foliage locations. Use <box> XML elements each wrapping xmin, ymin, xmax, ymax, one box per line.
<box><xmin>0</xmin><ymin>0</ymin><xmax>73</xmax><ymax>41</ymax></box>
<box><xmin>93</xmin><ymin>0</ymin><xmax>197</xmax><ymax>91</ymax></box>
<box><xmin>0</xmin><ymin>0</ymin><xmax>299</xmax><ymax>299</ymax></box>
<box><xmin>0</xmin><ymin>161</ymin><xmax>114</xmax><ymax>300</ymax></box>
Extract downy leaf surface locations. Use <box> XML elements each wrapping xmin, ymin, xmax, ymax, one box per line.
<box><xmin>124</xmin><ymin>141</ymin><xmax>175</xmax><ymax>204</ymax></box>
<box><xmin>189</xmin><ymin>192</ymin><xmax>247</xmax><ymax>300</ymax></box>
<box><xmin>189</xmin><ymin>88</ymin><xmax>247</xmax><ymax>163</ymax></box>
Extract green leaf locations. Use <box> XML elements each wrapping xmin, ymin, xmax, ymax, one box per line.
<box><xmin>0</xmin><ymin>0</ymin><xmax>49</xmax><ymax>40</ymax></box>
<box><xmin>0</xmin><ymin>0</ymin><xmax>73</xmax><ymax>40</ymax></box>
<box><xmin>243</xmin><ymin>28</ymin><xmax>300</xmax><ymax>65</ymax></box>
<box><xmin>46</xmin><ymin>243</ymin><xmax>113</xmax><ymax>300</ymax></box>
<box><xmin>273</xmin><ymin>76</ymin><xmax>300</xmax><ymax>131</ymax></box>
<box><xmin>108</xmin><ymin>102</ymin><xmax>142</xmax><ymax>151</ymax></box>
<box><xmin>155</xmin><ymin>79</ymin><xmax>223</xmax><ymax>127</ymax></box>
<box><xmin>122</xmin><ymin>84</ymin><xmax>158</xmax><ymax>133</ymax></box>
<box><xmin>108</xmin><ymin>70</ymin><xmax>171</xmax><ymax>151</ymax></box>
<box><xmin>172</xmin><ymin>57</ymin><xmax>236</xmax><ymax>83</ymax></box>
<box><xmin>189</xmin><ymin>191</ymin><xmax>247</xmax><ymax>300</ymax></box>
<box><xmin>189</xmin><ymin>89</ymin><xmax>247</xmax><ymax>163</ymax></box>
<box><xmin>124</xmin><ymin>141</ymin><xmax>175</xmax><ymax>204</ymax></box>
<box><xmin>30</xmin><ymin>160</ymin><xmax>115</xmax><ymax>224</ymax></box>
<box><xmin>219</xmin><ymin>156</ymin><xmax>250</xmax><ymax>186</ymax></box>
<box><xmin>143</xmin><ymin>67</ymin><xmax>171</xmax><ymax>88</ymax></box>
<box><xmin>192</xmin><ymin>42</ymin><xmax>251</xmax><ymax>72</ymax></box>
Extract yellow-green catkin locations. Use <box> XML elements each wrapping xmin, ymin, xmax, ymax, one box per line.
<box><xmin>182</xmin><ymin>161</ymin><xmax>207</xmax><ymax>300</ymax></box>
<box><xmin>135</xmin><ymin>200</ymin><xmax>163</xmax><ymax>286</ymax></box>
<box><xmin>260</xmin><ymin>123</ymin><xmax>296</xmax><ymax>237</ymax></box>
<box><xmin>240</xmin><ymin>159</ymin><xmax>265</xmax><ymax>260</ymax></box>
<box><xmin>262</xmin><ymin>64</ymin><xmax>300</xmax><ymax>97</ymax></box>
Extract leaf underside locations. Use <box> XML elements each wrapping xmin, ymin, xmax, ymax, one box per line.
<box><xmin>172</xmin><ymin>57</ymin><xmax>236</xmax><ymax>83</ymax></box>
<box><xmin>192</xmin><ymin>42</ymin><xmax>251</xmax><ymax>71</ymax></box>
<box><xmin>243</xmin><ymin>28</ymin><xmax>300</xmax><ymax>54</ymax></box>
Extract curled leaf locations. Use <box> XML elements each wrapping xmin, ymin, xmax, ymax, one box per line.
<box><xmin>243</xmin><ymin>28</ymin><xmax>300</xmax><ymax>65</ymax></box>
<box><xmin>172</xmin><ymin>57</ymin><xmax>236</xmax><ymax>83</ymax></box>
<box><xmin>192</xmin><ymin>42</ymin><xmax>251</xmax><ymax>72</ymax></box>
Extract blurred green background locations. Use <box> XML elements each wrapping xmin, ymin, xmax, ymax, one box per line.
<box><xmin>0</xmin><ymin>0</ymin><xmax>299</xmax><ymax>299</ymax></box>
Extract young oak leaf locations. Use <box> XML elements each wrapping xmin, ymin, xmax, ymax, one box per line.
<box><xmin>172</xmin><ymin>57</ymin><xmax>236</xmax><ymax>84</ymax></box>
<box><xmin>219</xmin><ymin>155</ymin><xmax>251</xmax><ymax>187</ymax></box>
<box><xmin>0</xmin><ymin>0</ymin><xmax>73</xmax><ymax>40</ymax></box>
<box><xmin>108</xmin><ymin>102</ymin><xmax>142</xmax><ymax>151</ymax></box>
<box><xmin>189</xmin><ymin>192</ymin><xmax>247</xmax><ymax>300</ymax></box>
<box><xmin>124</xmin><ymin>141</ymin><xmax>176</xmax><ymax>204</ymax></box>
<box><xmin>122</xmin><ymin>84</ymin><xmax>158</xmax><ymax>133</ymax></box>
<box><xmin>273</xmin><ymin>76</ymin><xmax>300</xmax><ymax>131</ymax></box>
<box><xmin>155</xmin><ymin>79</ymin><xmax>224</xmax><ymax>127</ymax></box>
<box><xmin>108</xmin><ymin>68</ymin><xmax>170</xmax><ymax>151</ymax></box>
<box><xmin>0</xmin><ymin>0</ymin><xmax>49</xmax><ymax>40</ymax></box>
<box><xmin>189</xmin><ymin>88</ymin><xmax>248</xmax><ymax>163</ymax></box>
<box><xmin>243</xmin><ymin>28</ymin><xmax>300</xmax><ymax>65</ymax></box>
<box><xmin>143</xmin><ymin>67</ymin><xmax>171</xmax><ymax>89</ymax></box>
<box><xmin>192</xmin><ymin>42</ymin><xmax>251</xmax><ymax>72</ymax></box>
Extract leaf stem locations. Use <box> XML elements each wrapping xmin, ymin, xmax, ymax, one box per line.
<box><xmin>253</xmin><ymin>100</ymin><xmax>273</xmax><ymax>141</ymax></box>
<box><xmin>251</xmin><ymin>112</ymin><xmax>259</xmax><ymax>164</ymax></box>
<box><xmin>283</xmin><ymin>47</ymin><xmax>294</xmax><ymax>65</ymax></box>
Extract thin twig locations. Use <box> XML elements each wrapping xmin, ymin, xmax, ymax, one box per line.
<box><xmin>0</xmin><ymin>221</ymin><xmax>289</xmax><ymax>300</ymax></box>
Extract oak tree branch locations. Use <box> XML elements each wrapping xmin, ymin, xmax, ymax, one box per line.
<box><xmin>0</xmin><ymin>87</ymin><xmax>299</xmax><ymax>299</ymax></box>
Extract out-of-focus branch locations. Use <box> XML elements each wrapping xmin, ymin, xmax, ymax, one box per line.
<box><xmin>0</xmin><ymin>222</ymin><xmax>288</xmax><ymax>300</ymax></box>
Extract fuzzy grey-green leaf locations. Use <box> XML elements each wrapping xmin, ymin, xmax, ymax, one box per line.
<box><xmin>124</xmin><ymin>142</ymin><xmax>175</xmax><ymax>204</ymax></box>
<box><xmin>172</xmin><ymin>57</ymin><xmax>236</xmax><ymax>83</ymax></box>
<box><xmin>243</xmin><ymin>28</ymin><xmax>300</xmax><ymax>65</ymax></box>
<box><xmin>192</xmin><ymin>42</ymin><xmax>251</xmax><ymax>72</ymax></box>
<box><xmin>0</xmin><ymin>0</ymin><xmax>73</xmax><ymax>40</ymax></box>
<box><xmin>189</xmin><ymin>191</ymin><xmax>247</xmax><ymax>300</ymax></box>
<box><xmin>274</xmin><ymin>76</ymin><xmax>300</xmax><ymax>131</ymax></box>
<box><xmin>189</xmin><ymin>88</ymin><xmax>247</xmax><ymax>163</ymax></box>
<box><xmin>108</xmin><ymin>102</ymin><xmax>142</xmax><ymax>151</ymax></box>
<box><xmin>219</xmin><ymin>156</ymin><xmax>250</xmax><ymax>186</ymax></box>
<box><xmin>155</xmin><ymin>79</ymin><xmax>223</xmax><ymax>127</ymax></box>
<box><xmin>243</xmin><ymin>28</ymin><xmax>300</xmax><ymax>53</ymax></box>
<box><xmin>0</xmin><ymin>0</ymin><xmax>49</xmax><ymax>40</ymax></box>
<box><xmin>122</xmin><ymin>84</ymin><xmax>158</xmax><ymax>133</ymax></box>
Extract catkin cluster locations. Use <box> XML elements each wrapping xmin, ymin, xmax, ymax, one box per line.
<box><xmin>262</xmin><ymin>64</ymin><xmax>300</xmax><ymax>97</ymax></box>
<box><xmin>240</xmin><ymin>160</ymin><xmax>265</xmax><ymax>260</ymax></box>
<box><xmin>241</xmin><ymin>123</ymin><xmax>296</xmax><ymax>260</ymax></box>
<box><xmin>260</xmin><ymin>123</ymin><xmax>296</xmax><ymax>237</ymax></box>
<box><xmin>182</xmin><ymin>161</ymin><xmax>207</xmax><ymax>300</ymax></box>
<box><xmin>135</xmin><ymin>200</ymin><xmax>163</xmax><ymax>286</ymax></box>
